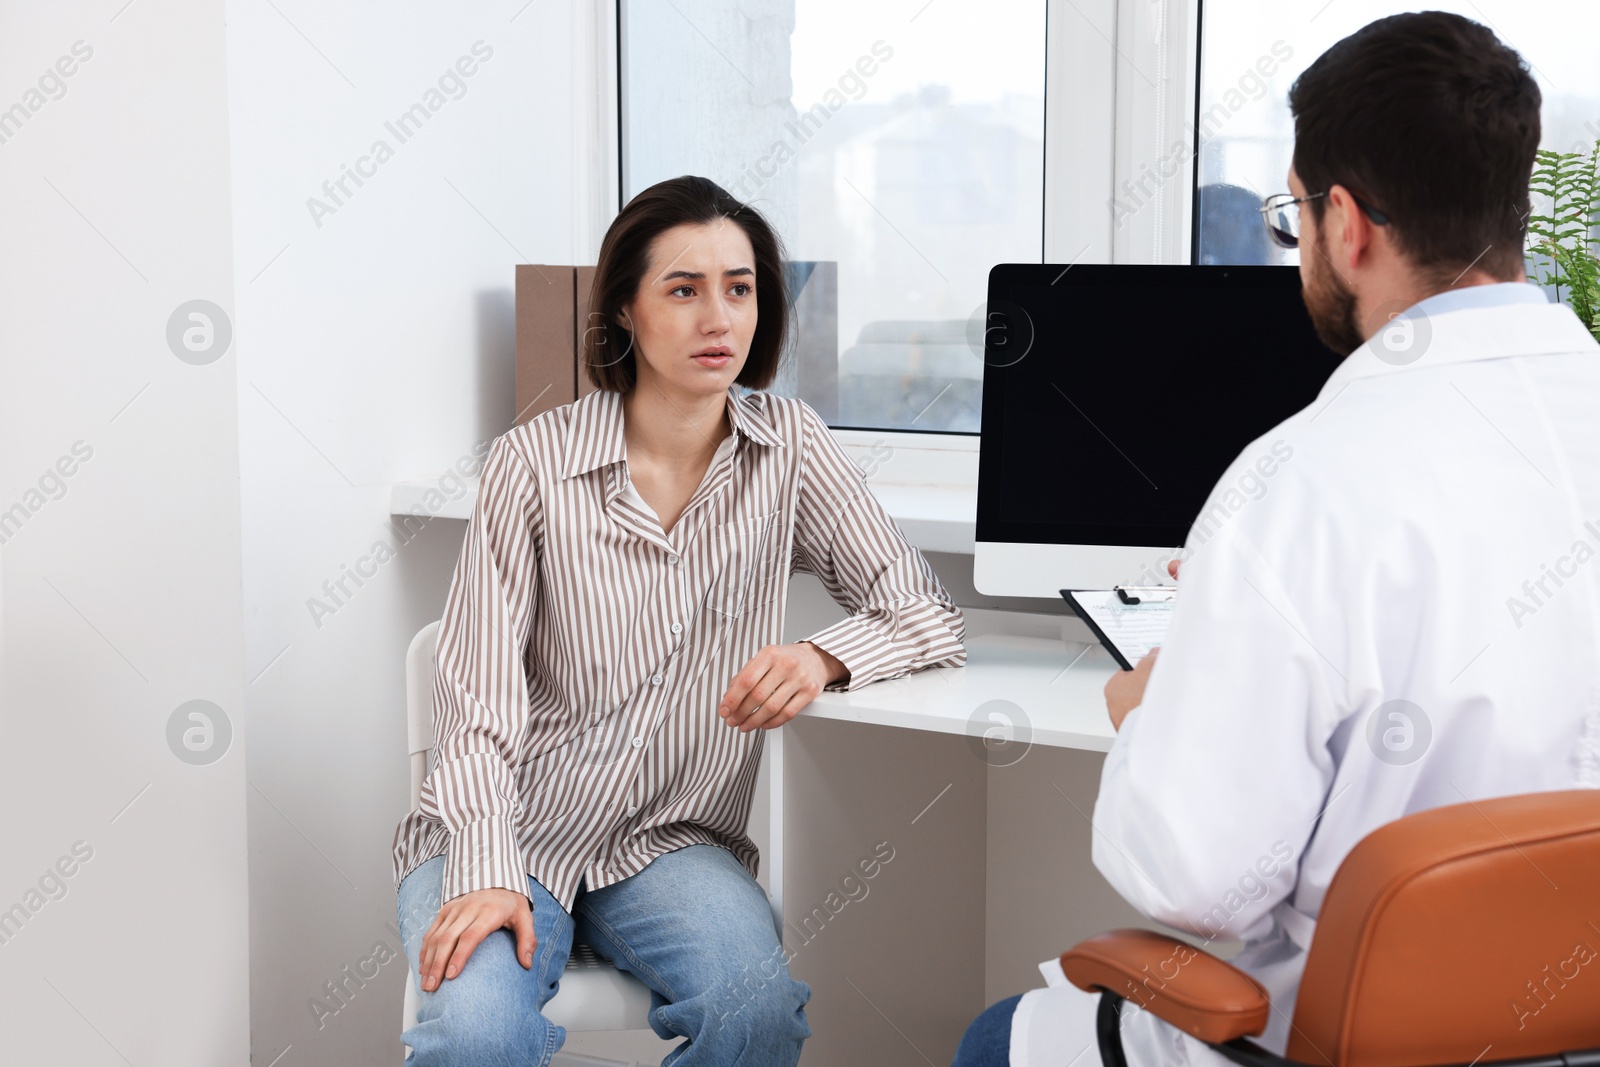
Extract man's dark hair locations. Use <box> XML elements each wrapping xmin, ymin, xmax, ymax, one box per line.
<box><xmin>583</xmin><ymin>175</ymin><xmax>790</xmax><ymax>392</ymax></box>
<box><xmin>1289</xmin><ymin>11</ymin><xmax>1541</xmax><ymax>281</ymax></box>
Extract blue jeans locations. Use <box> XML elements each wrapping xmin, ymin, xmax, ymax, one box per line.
<box><xmin>396</xmin><ymin>843</ymin><xmax>811</xmax><ymax>1066</ymax></box>
<box><xmin>951</xmin><ymin>994</ymin><xmax>1021</xmax><ymax>1067</ymax></box>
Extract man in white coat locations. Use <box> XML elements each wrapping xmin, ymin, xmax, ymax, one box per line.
<box><xmin>953</xmin><ymin>10</ymin><xmax>1600</xmax><ymax>1067</ymax></box>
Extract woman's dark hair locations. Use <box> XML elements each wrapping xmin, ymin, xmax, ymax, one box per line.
<box><xmin>1288</xmin><ymin>11</ymin><xmax>1541</xmax><ymax>282</ymax></box>
<box><xmin>583</xmin><ymin>175</ymin><xmax>790</xmax><ymax>392</ymax></box>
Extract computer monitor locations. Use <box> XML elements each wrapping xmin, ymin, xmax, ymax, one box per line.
<box><xmin>974</xmin><ymin>264</ymin><xmax>1339</xmax><ymax>598</ymax></box>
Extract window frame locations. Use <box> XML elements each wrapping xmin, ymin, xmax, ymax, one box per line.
<box><xmin>599</xmin><ymin>0</ymin><xmax>1199</xmax><ymax>496</ymax></box>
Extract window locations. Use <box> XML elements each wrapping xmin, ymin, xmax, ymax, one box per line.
<box><xmin>1193</xmin><ymin>0</ymin><xmax>1600</xmax><ymax>266</ymax></box>
<box><xmin>619</xmin><ymin>0</ymin><xmax>1046</xmax><ymax>433</ymax></box>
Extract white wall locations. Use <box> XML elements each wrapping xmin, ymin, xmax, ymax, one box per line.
<box><xmin>224</xmin><ymin>1</ymin><xmax>616</xmax><ymax>1062</ymax></box>
<box><xmin>0</xmin><ymin>1</ymin><xmax>250</xmax><ymax>1064</ymax></box>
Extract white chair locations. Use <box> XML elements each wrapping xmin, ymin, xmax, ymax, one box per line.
<box><xmin>402</xmin><ymin>621</ymin><xmax>654</xmax><ymax>1054</ymax></box>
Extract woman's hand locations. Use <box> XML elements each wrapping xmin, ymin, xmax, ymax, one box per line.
<box><xmin>719</xmin><ymin>641</ymin><xmax>847</xmax><ymax>732</ymax></box>
<box><xmin>417</xmin><ymin>887</ymin><xmax>536</xmax><ymax>991</ymax></box>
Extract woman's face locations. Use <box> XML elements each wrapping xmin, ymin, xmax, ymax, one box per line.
<box><xmin>619</xmin><ymin>218</ymin><xmax>759</xmax><ymax>400</ymax></box>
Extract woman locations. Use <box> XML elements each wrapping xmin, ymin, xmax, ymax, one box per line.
<box><xmin>390</xmin><ymin>175</ymin><xmax>966</xmax><ymax>1066</ymax></box>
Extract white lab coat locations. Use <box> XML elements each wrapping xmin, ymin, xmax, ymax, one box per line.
<box><xmin>1013</xmin><ymin>285</ymin><xmax>1600</xmax><ymax>1066</ymax></box>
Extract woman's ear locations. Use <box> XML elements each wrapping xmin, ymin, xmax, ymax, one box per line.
<box><xmin>616</xmin><ymin>306</ymin><xmax>633</xmax><ymax>331</ymax></box>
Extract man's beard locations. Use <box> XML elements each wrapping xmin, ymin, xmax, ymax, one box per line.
<box><xmin>1300</xmin><ymin>244</ymin><xmax>1366</xmax><ymax>356</ymax></box>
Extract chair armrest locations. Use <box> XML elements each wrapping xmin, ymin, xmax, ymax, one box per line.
<box><xmin>1059</xmin><ymin>929</ymin><xmax>1270</xmax><ymax>1045</ymax></box>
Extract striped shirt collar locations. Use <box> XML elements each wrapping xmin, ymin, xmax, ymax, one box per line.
<box><xmin>560</xmin><ymin>386</ymin><xmax>787</xmax><ymax>480</ymax></box>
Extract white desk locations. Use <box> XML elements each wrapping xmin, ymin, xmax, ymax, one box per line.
<box><xmin>762</xmin><ymin>633</ymin><xmax>1137</xmax><ymax>1067</ymax></box>
<box><xmin>768</xmin><ymin>631</ymin><xmax>1120</xmax><ymax>925</ymax></box>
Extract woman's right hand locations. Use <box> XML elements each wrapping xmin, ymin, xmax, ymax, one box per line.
<box><xmin>418</xmin><ymin>887</ymin><xmax>537</xmax><ymax>991</ymax></box>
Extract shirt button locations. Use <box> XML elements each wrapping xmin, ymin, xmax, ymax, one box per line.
<box><xmin>670</xmin><ymin>623</ymin><xmax>683</xmax><ymax>634</ymax></box>
<box><xmin>631</xmin><ymin>737</ymin><xmax>644</xmax><ymax>749</ymax></box>
<box><xmin>650</xmin><ymin>674</ymin><xmax>663</xmax><ymax>685</ymax></box>
<box><xmin>667</xmin><ymin>554</ymin><xmax>680</xmax><ymax>565</ymax></box>
<box><xmin>626</xmin><ymin>806</ymin><xmax>638</xmax><ymax>817</ymax></box>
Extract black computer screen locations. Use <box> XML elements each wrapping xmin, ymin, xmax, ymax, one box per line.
<box><xmin>976</xmin><ymin>264</ymin><xmax>1341</xmax><ymax>548</ymax></box>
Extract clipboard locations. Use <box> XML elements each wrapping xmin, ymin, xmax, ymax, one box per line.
<box><xmin>1060</xmin><ymin>586</ymin><xmax>1175</xmax><ymax>670</ymax></box>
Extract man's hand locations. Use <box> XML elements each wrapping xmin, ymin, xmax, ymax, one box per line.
<box><xmin>719</xmin><ymin>641</ymin><xmax>847</xmax><ymax>732</ymax></box>
<box><xmin>1104</xmin><ymin>648</ymin><xmax>1160</xmax><ymax>732</ymax></box>
<box><xmin>1102</xmin><ymin>558</ymin><xmax>1179</xmax><ymax>730</ymax></box>
<box><xmin>417</xmin><ymin>887</ymin><xmax>535</xmax><ymax>992</ymax></box>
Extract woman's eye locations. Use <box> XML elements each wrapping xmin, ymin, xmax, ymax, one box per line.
<box><xmin>730</xmin><ymin>283</ymin><xmax>752</xmax><ymax>297</ymax></box>
<box><xmin>671</xmin><ymin>285</ymin><xmax>694</xmax><ymax>298</ymax></box>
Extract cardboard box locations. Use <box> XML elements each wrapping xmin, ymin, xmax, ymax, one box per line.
<box><xmin>514</xmin><ymin>264</ymin><xmax>594</xmax><ymax>426</ymax></box>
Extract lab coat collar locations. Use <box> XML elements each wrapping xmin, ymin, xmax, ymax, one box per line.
<box><xmin>1314</xmin><ymin>288</ymin><xmax>1599</xmax><ymax>401</ymax></box>
<box><xmin>560</xmin><ymin>385</ymin><xmax>784</xmax><ymax>480</ymax></box>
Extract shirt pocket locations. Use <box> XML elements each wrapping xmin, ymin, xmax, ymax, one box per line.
<box><xmin>706</xmin><ymin>508</ymin><xmax>785</xmax><ymax>619</ymax></box>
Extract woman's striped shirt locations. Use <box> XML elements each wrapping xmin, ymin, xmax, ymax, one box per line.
<box><xmin>390</xmin><ymin>386</ymin><xmax>967</xmax><ymax>910</ymax></box>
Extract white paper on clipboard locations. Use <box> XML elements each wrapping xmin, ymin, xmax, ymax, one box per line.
<box><xmin>1062</xmin><ymin>588</ymin><xmax>1175</xmax><ymax>669</ymax></box>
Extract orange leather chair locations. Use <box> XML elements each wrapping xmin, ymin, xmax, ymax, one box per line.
<box><xmin>1058</xmin><ymin>790</ymin><xmax>1600</xmax><ymax>1067</ymax></box>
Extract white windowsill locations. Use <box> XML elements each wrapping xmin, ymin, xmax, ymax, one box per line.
<box><xmin>389</xmin><ymin>428</ymin><xmax>980</xmax><ymax>554</ymax></box>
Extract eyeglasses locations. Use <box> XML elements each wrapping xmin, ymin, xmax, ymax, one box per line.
<box><xmin>1258</xmin><ymin>190</ymin><xmax>1391</xmax><ymax>249</ymax></box>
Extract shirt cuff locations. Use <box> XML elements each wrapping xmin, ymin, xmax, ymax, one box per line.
<box><xmin>802</xmin><ymin>614</ymin><xmax>964</xmax><ymax>692</ymax></box>
<box><xmin>441</xmin><ymin>816</ymin><xmax>527</xmax><ymax>903</ymax></box>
